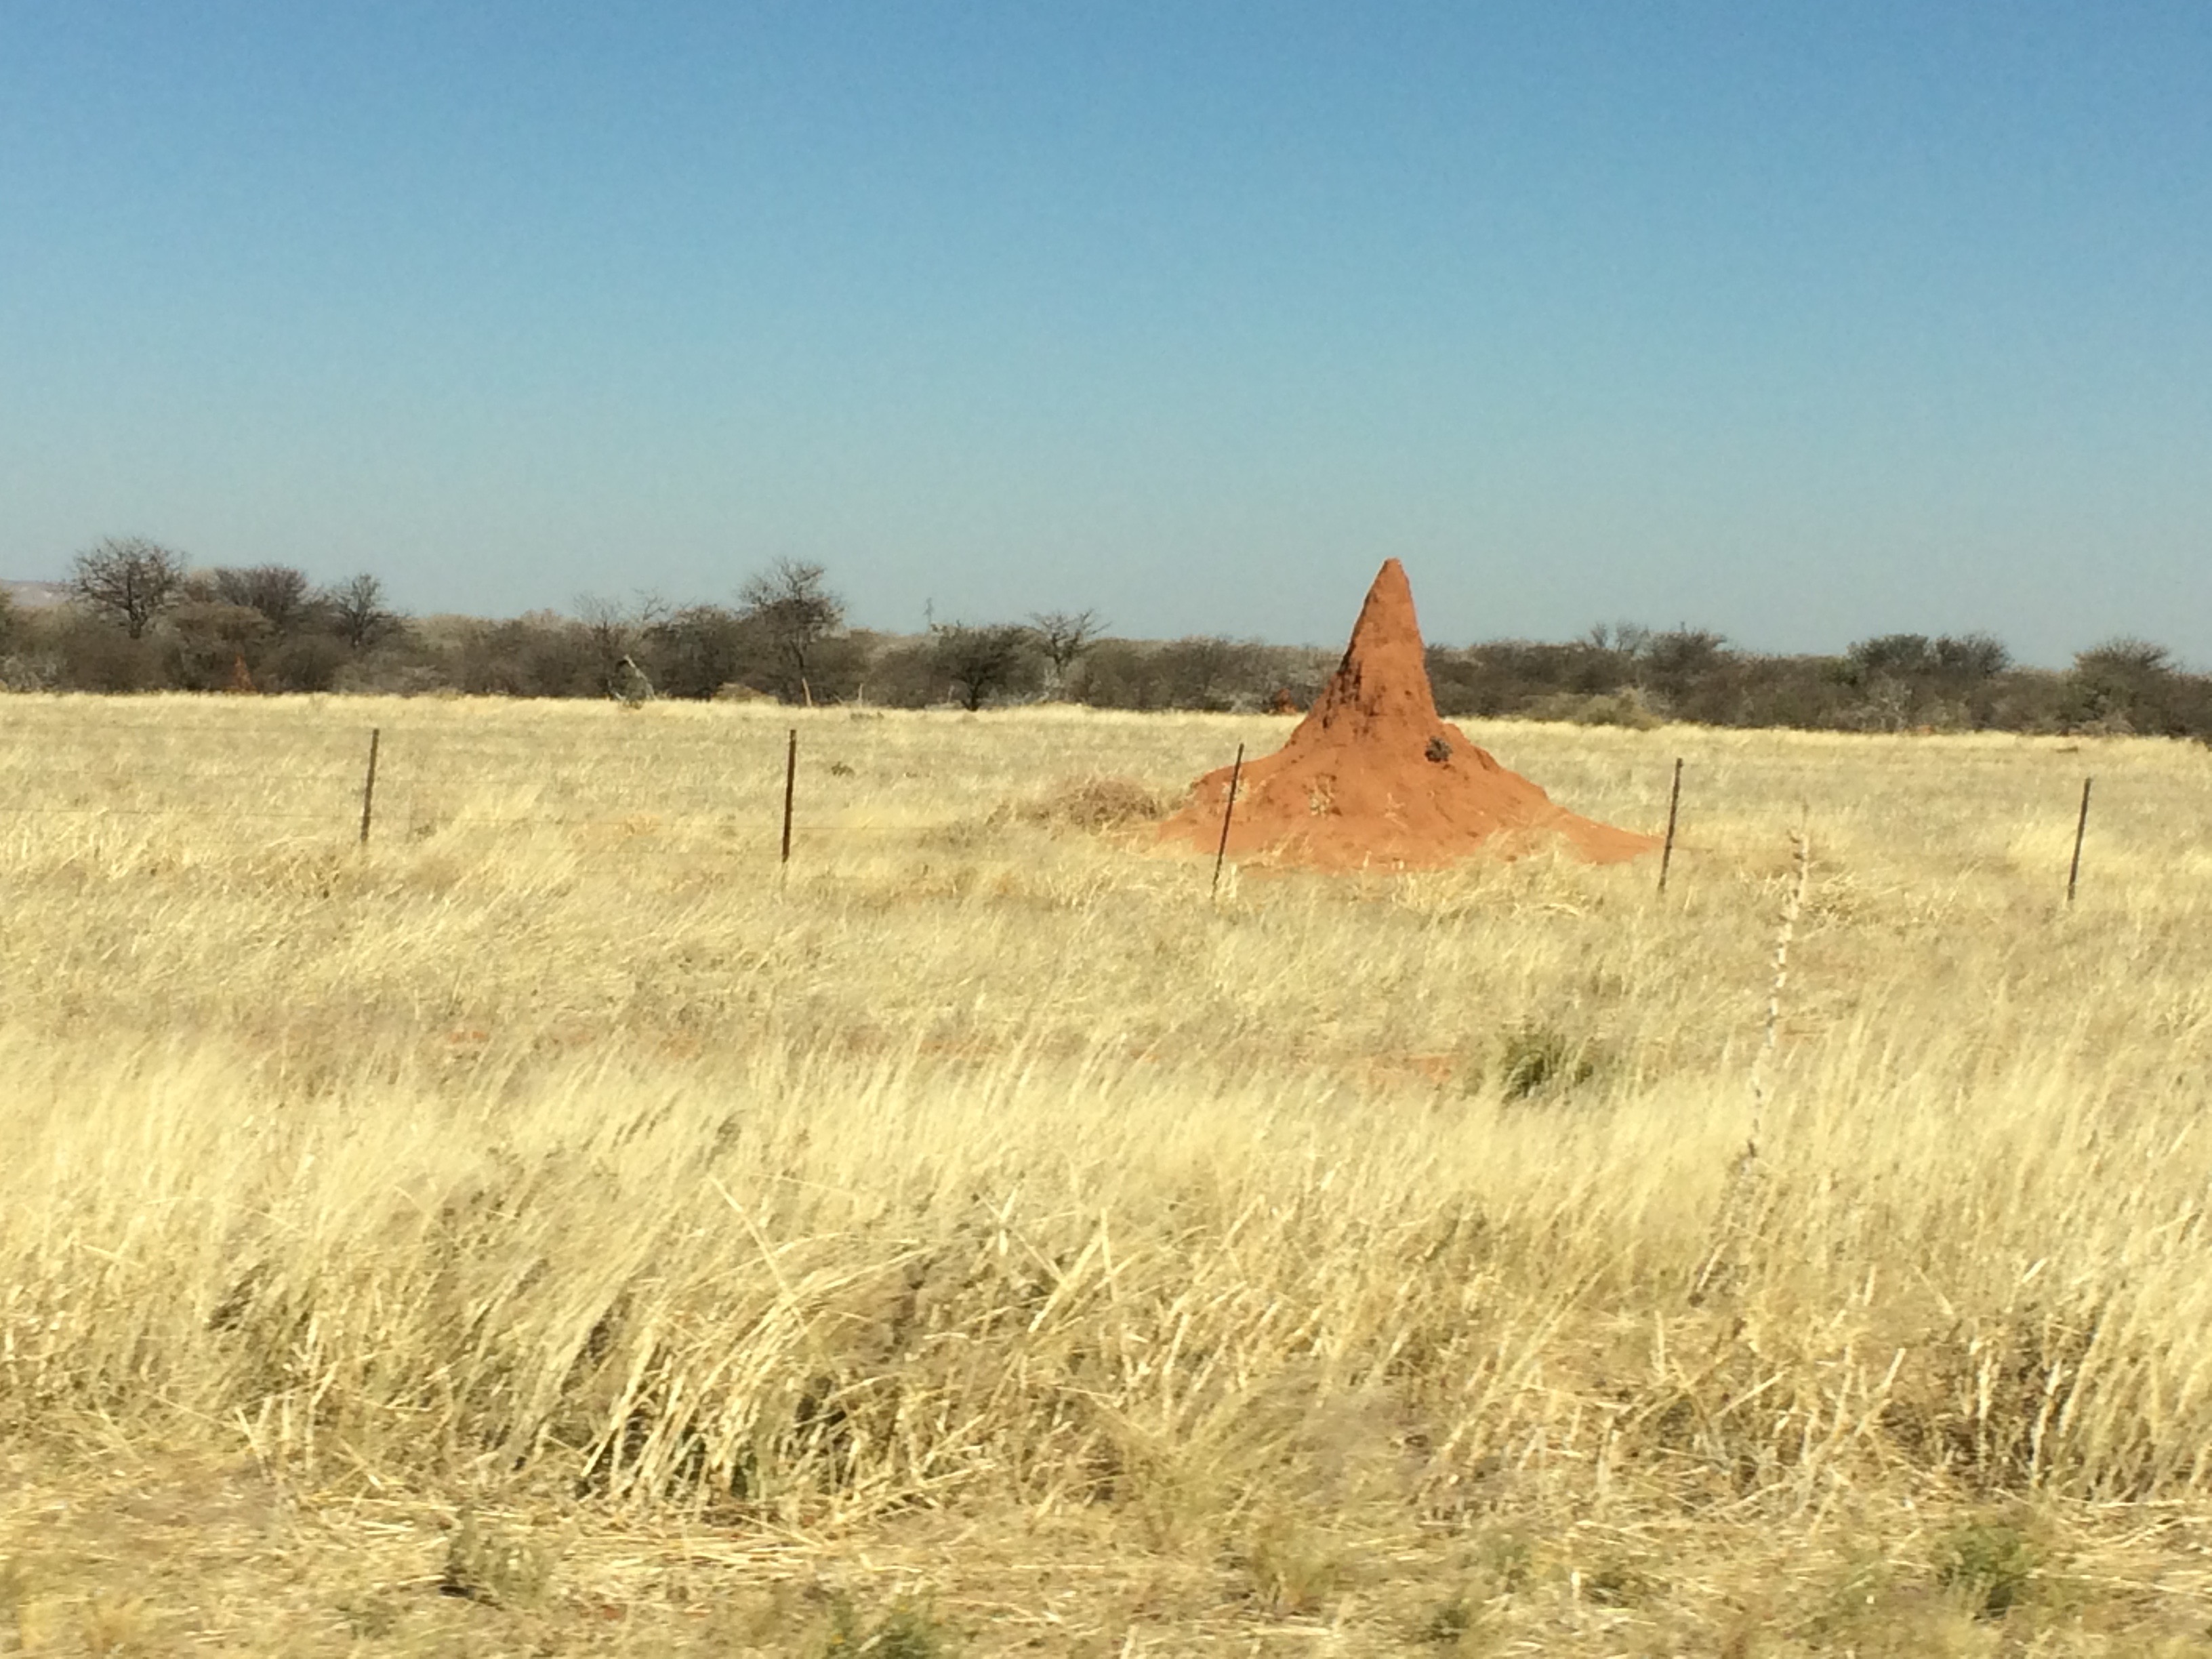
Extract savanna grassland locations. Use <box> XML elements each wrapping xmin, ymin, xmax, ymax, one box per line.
<box><xmin>5</xmin><ymin>695</ymin><xmax>2212</xmax><ymax>1657</ymax></box>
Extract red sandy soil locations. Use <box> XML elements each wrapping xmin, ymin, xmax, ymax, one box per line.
<box><xmin>1155</xmin><ymin>560</ymin><xmax>1657</xmax><ymax>870</ymax></box>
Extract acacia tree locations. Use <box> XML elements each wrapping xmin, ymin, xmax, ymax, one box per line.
<box><xmin>2069</xmin><ymin>636</ymin><xmax>2184</xmax><ymax>733</ymax></box>
<box><xmin>1027</xmin><ymin>608</ymin><xmax>1105</xmax><ymax>695</ymax></box>
<box><xmin>931</xmin><ymin>622</ymin><xmax>1036</xmax><ymax>710</ymax></box>
<box><xmin>642</xmin><ymin>604</ymin><xmax>749</xmax><ymax>699</ymax></box>
<box><xmin>1933</xmin><ymin>633</ymin><xmax>2011</xmax><ymax>681</ymax></box>
<box><xmin>737</xmin><ymin>559</ymin><xmax>844</xmax><ymax>702</ymax></box>
<box><xmin>70</xmin><ymin>536</ymin><xmax>186</xmax><ymax>638</ymax></box>
<box><xmin>1153</xmin><ymin>635</ymin><xmax>1263</xmax><ymax>710</ymax></box>
<box><xmin>205</xmin><ymin>565</ymin><xmax>315</xmax><ymax>633</ymax></box>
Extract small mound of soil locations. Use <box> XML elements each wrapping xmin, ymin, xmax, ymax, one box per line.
<box><xmin>1155</xmin><ymin>560</ymin><xmax>1656</xmax><ymax>870</ymax></box>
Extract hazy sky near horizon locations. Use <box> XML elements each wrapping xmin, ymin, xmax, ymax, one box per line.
<box><xmin>3</xmin><ymin>3</ymin><xmax>2209</xmax><ymax>665</ymax></box>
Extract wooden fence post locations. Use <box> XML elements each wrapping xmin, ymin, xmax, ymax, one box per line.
<box><xmin>2066</xmin><ymin>776</ymin><xmax>2092</xmax><ymax>905</ymax></box>
<box><xmin>1658</xmin><ymin>757</ymin><xmax>1683</xmax><ymax>893</ymax></box>
<box><xmin>781</xmin><ymin>728</ymin><xmax>798</xmax><ymax>865</ymax></box>
<box><xmin>1212</xmin><ymin>743</ymin><xmax>1246</xmax><ymax>898</ymax></box>
<box><xmin>358</xmin><ymin>728</ymin><xmax>381</xmax><ymax>846</ymax></box>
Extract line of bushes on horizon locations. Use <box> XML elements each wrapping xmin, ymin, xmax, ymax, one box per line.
<box><xmin>4</xmin><ymin>539</ymin><xmax>2210</xmax><ymax>739</ymax></box>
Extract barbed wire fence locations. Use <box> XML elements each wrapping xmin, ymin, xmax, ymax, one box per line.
<box><xmin>0</xmin><ymin>722</ymin><xmax>924</xmax><ymax>857</ymax></box>
<box><xmin>0</xmin><ymin>716</ymin><xmax>2120</xmax><ymax>900</ymax></box>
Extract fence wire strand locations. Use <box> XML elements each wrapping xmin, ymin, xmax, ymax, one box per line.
<box><xmin>0</xmin><ymin>718</ymin><xmax>874</xmax><ymax>840</ymax></box>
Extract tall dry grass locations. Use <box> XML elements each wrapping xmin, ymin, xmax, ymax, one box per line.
<box><xmin>5</xmin><ymin>693</ymin><xmax>2212</xmax><ymax>1558</ymax></box>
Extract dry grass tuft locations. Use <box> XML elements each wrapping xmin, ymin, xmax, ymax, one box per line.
<box><xmin>1010</xmin><ymin>771</ymin><xmax>1174</xmax><ymax>830</ymax></box>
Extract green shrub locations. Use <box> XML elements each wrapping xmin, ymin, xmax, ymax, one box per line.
<box><xmin>1496</xmin><ymin>1024</ymin><xmax>1598</xmax><ymax>1100</ymax></box>
<box><xmin>1934</xmin><ymin>1515</ymin><xmax>2039</xmax><ymax>1618</ymax></box>
<box><xmin>820</xmin><ymin>1591</ymin><xmax>953</xmax><ymax>1658</ymax></box>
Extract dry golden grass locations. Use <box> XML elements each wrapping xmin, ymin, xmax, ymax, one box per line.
<box><xmin>4</xmin><ymin>693</ymin><xmax>2212</xmax><ymax>1655</ymax></box>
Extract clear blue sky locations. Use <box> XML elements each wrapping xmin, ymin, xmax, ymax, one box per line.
<box><xmin>4</xmin><ymin>3</ymin><xmax>2209</xmax><ymax>663</ymax></box>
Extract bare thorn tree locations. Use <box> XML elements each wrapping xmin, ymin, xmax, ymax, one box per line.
<box><xmin>70</xmin><ymin>536</ymin><xmax>186</xmax><ymax>638</ymax></box>
<box><xmin>575</xmin><ymin>592</ymin><xmax>637</xmax><ymax>670</ymax></box>
<box><xmin>1028</xmin><ymin>608</ymin><xmax>1105</xmax><ymax>696</ymax></box>
<box><xmin>327</xmin><ymin>573</ymin><xmax>401</xmax><ymax>651</ymax></box>
<box><xmin>737</xmin><ymin>559</ymin><xmax>844</xmax><ymax>703</ymax></box>
<box><xmin>575</xmin><ymin>593</ymin><xmax>665</xmax><ymax>697</ymax></box>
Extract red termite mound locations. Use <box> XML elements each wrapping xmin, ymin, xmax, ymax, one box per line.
<box><xmin>1155</xmin><ymin>560</ymin><xmax>1657</xmax><ymax>870</ymax></box>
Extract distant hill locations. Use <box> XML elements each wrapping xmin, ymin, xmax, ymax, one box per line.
<box><xmin>1</xmin><ymin>580</ymin><xmax>69</xmax><ymax>609</ymax></box>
